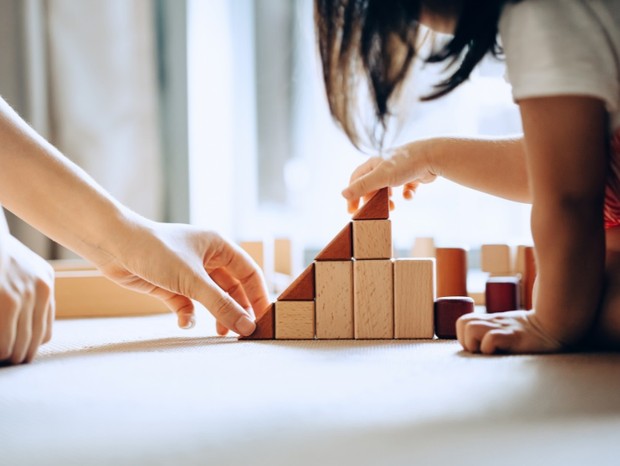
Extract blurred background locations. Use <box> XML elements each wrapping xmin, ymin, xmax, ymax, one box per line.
<box><xmin>0</xmin><ymin>0</ymin><xmax>531</xmax><ymax>270</ymax></box>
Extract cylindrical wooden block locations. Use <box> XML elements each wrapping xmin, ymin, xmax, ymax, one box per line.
<box><xmin>435</xmin><ymin>248</ymin><xmax>468</xmax><ymax>297</ymax></box>
<box><xmin>523</xmin><ymin>247</ymin><xmax>536</xmax><ymax>309</ymax></box>
<box><xmin>485</xmin><ymin>277</ymin><xmax>520</xmax><ymax>313</ymax></box>
<box><xmin>434</xmin><ymin>296</ymin><xmax>474</xmax><ymax>339</ymax></box>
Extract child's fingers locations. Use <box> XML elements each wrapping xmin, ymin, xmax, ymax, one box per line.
<box><xmin>403</xmin><ymin>182</ymin><xmax>417</xmax><ymax>200</ymax></box>
<box><xmin>347</xmin><ymin>197</ymin><xmax>360</xmax><ymax>214</ymax></box>
<box><xmin>480</xmin><ymin>329</ymin><xmax>514</xmax><ymax>355</ymax></box>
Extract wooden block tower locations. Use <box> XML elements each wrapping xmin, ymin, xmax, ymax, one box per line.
<box><xmin>240</xmin><ymin>188</ymin><xmax>436</xmax><ymax>341</ymax></box>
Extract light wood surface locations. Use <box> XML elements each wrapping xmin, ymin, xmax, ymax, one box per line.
<box><xmin>354</xmin><ymin>260</ymin><xmax>393</xmax><ymax>339</ymax></box>
<box><xmin>480</xmin><ymin>244</ymin><xmax>511</xmax><ymax>275</ymax></box>
<box><xmin>352</xmin><ymin>220</ymin><xmax>392</xmax><ymax>260</ymax></box>
<box><xmin>315</xmin><ymin>261</ymin><xmax>354</xmax><ymax>339</ymax></box>
<box><xmin>393</xmin><ymin>259</ymin><xmax>435</xmax><ymax>339</ymax></box>
<box><xmin>275</xmin><ymin>301</ymin><xmax>315</xmax><ymax>339</ymax></box>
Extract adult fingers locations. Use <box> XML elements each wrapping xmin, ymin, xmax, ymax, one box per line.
<box><xmin>191</xmin><ymin>271</ymin><xmax>256</xmax><ymax>336</ymax></box>
<box><xmin>149</xmin><ymin>285</ymin><xmax>196</xmax><ymax>329</ymax></box>
<box><xmin>43</xmin><ymin>297</ymin><xmax>54</xmax><ymax>344</ymax></box>
<box><xmin>209</xmin><ymin>268</ymin><xmax>252</xmax><ymax>312</ymax></box>
<box><xmin>11</xmin><ymin>287</ymin><xmax>34</xmax><ymax>364</ymax></box>
<box><xmin>205</xmin><ymin>241</ymin><xmax>270</xmax><ymax>320</ymax></box>
<box><xmin>25</xmin><ymin>280</ymin><xmax>52</xmax><ymax>362</ymax></box>
<box><xmin>216</xmin><ymin>321</ymin><xmax>228</xmax><ymax>336</ymax></box>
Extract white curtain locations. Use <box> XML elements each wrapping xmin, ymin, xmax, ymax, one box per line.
<box><xmin>4</xmin><ymin>0</ymin><xmax>164</xmax><ymax>258</ymax></box>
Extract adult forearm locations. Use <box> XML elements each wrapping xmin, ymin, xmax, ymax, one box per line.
<box><xmin>0</xmin><ymin>98</ymin><xmax>131</xmax><ymax>264</ymax></box>
<box><xmin>531</xmin><ymin>199</ymin><xmax>605</xmax><ymax>344</ymax></box>
<box><xmin>429</xmin><ymin>136</ymin><xmax>530</xmax><ymax>203</ymax></box>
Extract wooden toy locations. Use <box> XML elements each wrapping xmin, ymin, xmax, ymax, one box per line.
<box><xmin>240</xmin><ymin>241</ymin><xmax>264</xmax><ymax>270</ymax></box>
<box><xmin>393</xmin><ymin>258</ymin><xmax>435</xmax><ymax>339</ymax></box>
<box><xmin>54</xmin><ymin>265</ymin><xmax>169</xmax><ymax>318</ymax></box>
<box><xmin>315</xmin><ymin>261</ymin><xmax>354</xmax><ymax>339</ymax></box>
<box><xmin>352</xmin><ymin>220</ymin><xmax>392</xmax><ymax>259</ymax></box>
<box><xmin>411</xmin><ymin>237</ymin><xmax>436</xmax><ymax>258</ymax></box>
<box><xmin>435</xmin><ymin>248</ymin><xmax>468</xmax><ymax>297</ymax></box>
<box><xmin>275</xmin><ymin>301</ymin><xmax>315</xmax><ymax>339</ymax></box>
<box><xmin>315</xmin><ymin>223</ymin><xmax>353</xmax><ymax>261</ymax></box>
<box><xmin>354</xmin><ymin>260</ymin><xmax>394</xmax><ymax>339</ymax></box>
<box><xmin>278</xmin><ymin>263</ymin><xmax>315</xmax><ymax>301</ymax></box>
<box><xmin>485</xmin><ymin>276</ymin><xmax>520</xmax><ymax>313</ymax></box>
<box><xmin>239</xmin><ymin>303</ymin><xmax>275</xmax><ymax>340</ymax></box>
<box><xmin>523</xmin><ymin>246</ymin><xmax>537</xmax><ymax>309</ymax></box>
<box><xmin>274</xmin><ymin>238</ymin><xmax>293</xmax><ymax>275</ymax></box>
<box><xmin>480</xmin><ymin>244</ymin><xmax>512</xmax><ymax>275</ymax></box>
<box><xmin>352</xmin><ymin>187</ymin><xmax>389</xmax><ymax>220</ymax></box>
<box><xmin>434</xmin><ymin>296</ymin><xmax>474</xmax><ymax>339</ymax></box>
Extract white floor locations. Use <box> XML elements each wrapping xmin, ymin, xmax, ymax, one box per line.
<box><xmin>2</xmin><ymin>314</ymin><xmax>620</xmax><ymax>466</ymax></box>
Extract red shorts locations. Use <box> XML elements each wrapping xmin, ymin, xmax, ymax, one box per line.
<box><xmin>605</xmin><ymin>129</ymin><xmax>620</xmax><ymax>229</ymax></box>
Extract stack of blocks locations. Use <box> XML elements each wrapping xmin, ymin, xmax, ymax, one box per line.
<box><xmin>241</xmin><ymin>188</ymin><xmax>436</xmax><ymax>340</ymax></box>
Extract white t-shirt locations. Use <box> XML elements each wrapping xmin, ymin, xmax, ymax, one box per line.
<box><xmin>499</xmin><ymin>0</ymin><xmax>620</xmax><ymax>129</ymax></box>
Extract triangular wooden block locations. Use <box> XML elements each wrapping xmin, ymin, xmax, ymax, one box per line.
<box><xmin>278</xmin><ymin>263</ymin><xmax>315</xmax><ymax>300</ymax></box>
<box><xmin>352</xmin><ymin>187</ymin><xmax>389</xmax><ymax>220</ymax></box>
<box><xmin>239</xmin><ymin>303</ymin><xmax>274</xmax><ymax>340</ymax></box>
<box><xmin>315</xmin><ymin>223</ymin><xmax>353</xmax><ymax>261</ymax></box>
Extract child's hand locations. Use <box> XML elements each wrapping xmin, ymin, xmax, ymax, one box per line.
<box><xmin>0</xmin><ymin>235</ymin><xmax>55</xmax><ymax>365</ymax></box>
<box><xmin>96</xmin><ymin>219</ymin><xmax>270</xmax><ymax>337</ymax></box>
<box><xmin>342</xmin><ymin>141</ymin><xmax>438</xmax><ymax>213</ymax></box>
<box><xmin>456</xmin><ymin>310</ymin><xmax>564</xmax><ymax>354</ymax></box>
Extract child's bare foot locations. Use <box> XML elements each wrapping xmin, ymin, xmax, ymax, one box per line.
<box><xmin>456</xmin><ymin>310</ymin><xmax>564</xmax><ymax>355</ymax></box>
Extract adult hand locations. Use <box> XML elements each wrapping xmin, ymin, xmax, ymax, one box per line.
<box><xmin>0</xmin><ymin>235</ymin><xmax>55</xmax><ymax>365</ymax></box>
<box><xmin>342</xmin><ymin>140</ymin><xmax>438</xmax><ymax>213</ymax></box>
<box><xmin>96</xmin><ymin>218</ymin><xmax>270</xmax><ymax>337</ymax></box>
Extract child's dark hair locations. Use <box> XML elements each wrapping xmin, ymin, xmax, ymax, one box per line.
<box><xmin>314</xmin><ymin>0</ymin><xmax>512</xmax><ymax>148</ymax></box>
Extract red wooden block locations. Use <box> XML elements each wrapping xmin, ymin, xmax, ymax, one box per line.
<box><xmin>523</xmin><ymin>247</ymin><xmax>536</xmax><ymax>309</ymax></box>
<box><xmin>485</xmin><ymin>276</ymin><xmax>520</xmax><ymax>313</ymax></box>
<box><xmin>434</xmin><ymin>296</ymin><xmax>474</xmax><ymax>339</ymax></box>
<box><xmin>315</xmin><ymin>223</ymin><xmax>353</xmax><ymax>261</ymax></box>
<box><xmin>239</xmin><ymin>303</ymin><xmax>275</xmax><ymax>340</ymax></box>
<box><xmin>352</xmin><ymin>187</ymin><xmax>389</xmax><ymax>220</ymax></box>
<box><xmin>435</xmin><ymin>248</ymin><xmax>468</xmax><ymax>297</ymax></box>
<box><xmin>278</xmin><ymin>263</ymin><xmax>315</xmax><ymax>300</ymax></box>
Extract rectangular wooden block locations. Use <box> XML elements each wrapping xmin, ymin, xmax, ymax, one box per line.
<box><xmin>274</xmin><ymin>238</ymin><xmax>292</xmax><ymax>275</ymax></box>
<box><xmin>315</xmin><ymin>261</ymin><xmax>353</xmax><ymax>339</ymax></box>
<box><xmin>352</xmin><ymin>220</ymin><xmax>392</xmax><ymax>259</ymax></box>
<box><xmin>54</xmin><ymin>270</ymin><xmax>169</xmax><ymax>318</ymax></box>
<box><xmin>275</xmin><ymin>301</ymin><xmax>315</xmax><ymax>339</ymax></box>
<box><xmin>393</xmin><ymin>259</ymin><xmax>435</xmax><ymax>339</ymax></box>
<box><xmin>354</xmin><ymin>260</ymin><xmax>393</xmax><ymax>339</ymax></box>
<box><xmin>435</xmin><ymin>247</ymin><xmax>468</xmax><ymax>297</ymax></box>
<box><xmin>240</xmin><ymin>241</ymin><xmax>264</xmax><ymax>270</ymax></box>
<box><xmin>480</xmin><ymin>244</ymin><xmax>511</xmax><ymax>275</ymax></box>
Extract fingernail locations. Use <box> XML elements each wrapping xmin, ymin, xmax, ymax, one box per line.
<box><xmin>179</xmin><ymin>315</ymin><xmax>195</xmax><ymax>330</ymax></box>
<box><xmin>235</xmin><ymin>316</ymin><xmax>256</xmax><ymax>336</ymax></box>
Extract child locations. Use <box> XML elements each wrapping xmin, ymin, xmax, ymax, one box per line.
<box><xmin>315</xmin><ymin>0</ymin><xmax>620</xmax><ymax>353</ymax></box>
<box><xmin>0</xmin><ymin>97</ymin><xmax>269</xmax><ymax>365</ymax></box>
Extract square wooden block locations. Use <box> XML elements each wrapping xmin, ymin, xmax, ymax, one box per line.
<box><xmin>315</xmin><ymin>261</ymin><xmax>354</xmax><ymax>339</ymax></box>
<box><xmin>354</xmin><ymin>260</ymin><xmax>393</xmax><ymax>339</ymax></box>
<box><xmin>352</xmin><ymin>220</ymin><xmax>392</xmax><ymax>260</ymax></box>
<box><xmin>393</xmin><ymin>259</ymin><xmax>435</xmax><ymax>339</ymax></box>
<box><xmin>275</xmin><ymin>301</ymin><xmax>315</xmax><ymax>339</ymax></box>
<box><xmin>480</xmin><ymin>244</ymin><xmax>511</xmax><ymax>275</ymax></box>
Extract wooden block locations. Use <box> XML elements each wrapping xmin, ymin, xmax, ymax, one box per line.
<box><xmin>523</xmin><ymin>246</ymin><xmax>537</xmax><ymax>309</ymax></box>
<box><xmin>393</xmin><ymin>259</ymin><xmax>435</xmax><ymax>339</ymax></box>
<box><xmin>274</xmin><ymin>238</ymin><xmax>292</xmax><ymax>275</ymax></box>
<box><xmin>514</xmin><ymin>245</ymin><xmax>528</xmax><ymax>276</ymax></box>
<box><xmin>411</xmin><ymin>237</ymin><xmax>436</xmax><ymax>258</ymax></box>
<box><xmin>352</xmin><ymin>220</ymin><xmax>392</xmax><ymax>259</ymax></box>
<box><xmin>315</xmin><ymin>261</ymin><xmax>354</xmax><ymax>339</ymax></box>
<box><xmin>481</xmin><ymin>244</ymin><xmax>511</xmax><ymax>275</ymax></box>
<box><xmin>278</xmin><ymin>263</ymin><xmax>315</xmax><ymax>301</ymax></box>
<box><xmin>54</xmin><ymin>270</ymin><xmax>169</xmax><ymax>318</ymax></box>
<box><xmin>50</xmin><ymin>259</ymin><xmax>97</xmax><ymax>272</ymax></box>
<box><xmin>435</xmin><ymin>247</ymin><xmax>468</xmax><ymax>297</ymax></box>
<box><xmin>315</xmin><ymin>223</ymin><xmax>353</xmax><ymax>261</ymax></box>
<box><xmin>240</xmin><ymin>241</ymin><xmax>264</xmax><ymax>270</ymax></box>
<box><xmin>354</xmin><ymin>260</ymin><xmax>393</xmax><ymax>339</ymax></box>
<box><xmin>485</xmin><ymin>276</ymin><xmax>520</xmax><ymax>313</ymax></box>
<box><xmin>239</xmin><ymin>303</ymin><xmax>275</xmax><ymax>340</ymax></box>
<box><xmin>275</xmin><ymin>301</ymin><xmax>315</xmax><ymax>339</ymax></box>
<box><xmin>352</xmin><ymin>187</ymin><xmax>389</xmax><ymax>220</ymax></box>
<box><xmin>434</xmin><ymin>296</ymin><xmax>474</xmax><ymax>339</ymax></box>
